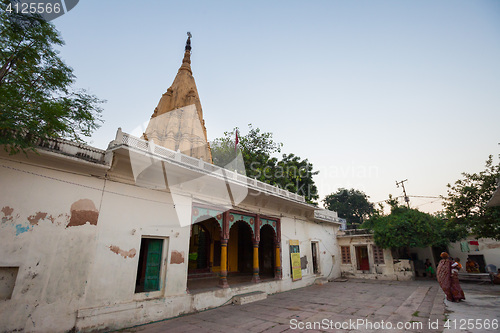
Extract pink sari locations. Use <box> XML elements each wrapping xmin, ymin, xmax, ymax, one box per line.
<box><xmin>437</xmin><ymin>258</ymin><xmax>465</xmax><ymax>302</ymax></box>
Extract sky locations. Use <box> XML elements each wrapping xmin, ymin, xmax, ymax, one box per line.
<box><xmin>50</xmin><ymin>0</ymin><xmax>500</xmax><ymax>213</ymax></box>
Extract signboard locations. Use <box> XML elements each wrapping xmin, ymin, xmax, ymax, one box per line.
<box><xmin>289</xmin><ymin>240</ymin><xmax>302</xmax><ymax>281</ymax></box>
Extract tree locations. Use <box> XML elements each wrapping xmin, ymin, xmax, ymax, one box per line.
<box><xmin>211</xmin><ymin>124</ymin><xmax>319</xmax><ymax>204</ymax></box>
<box><xmin>323</xmin><ymin>188</ymin><xmax>374</xmax><ymax>228</ymax></box>
<box><xmin>362</xmin><ymin>199</ymin><xmax>466</xmax><ymax>249</ymax></box>
<box><xmin>211</xmin><ymin>124</ymin><xmax>282</xmax><ymax>179</ymax></box>
<box><xmin>273</xmin><ymin>153</ymin><xmax>319</xmax><ymax>204</ymax></box>
<box><xmin>443</xmin><ymin>155</ymin><xmax>500</xmax><ymax>240</ymax></box>
<box><xmin>0</xmin><ymin>3</ymin><xmax>103</xmax><ymax>154</ymax></box>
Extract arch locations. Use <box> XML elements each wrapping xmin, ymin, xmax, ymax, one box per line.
<box><xmin>192</xmin><ymin>207</ymin><xmax>223</xmax><ymax>230</ymax></box>
<box><xmin>228</xmin><ymin>213</ymin><xmax>256</xmax><ymax>239</ymax></box>
<box><xmin>193</xmin><ymin>215</ymin><xmax>222</xmax><ymax>237</ymax></box>
<box><xmin>228</xmin><ymin>220</ymin><xmax>254</xmax><ymax>275</ymax></box>
<box><xmin>188</xmin><ymin>217</ymin><xmax>221</xmax><ymax>275</ymax></box>
<box><xmin>259</xmin><ymin>224</ymin><xmax>276</xmax><ymax>278</ymax></box>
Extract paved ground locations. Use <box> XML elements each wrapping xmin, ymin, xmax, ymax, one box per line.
<box><xmin>444</xmin><ymin>282</ymin><xmax>500</xmax><ymax>333</ymax></box>
<box><xmin>114</xmin><ymin>279</ymin><xmax>500</xmax><ymax>333</ymax></box>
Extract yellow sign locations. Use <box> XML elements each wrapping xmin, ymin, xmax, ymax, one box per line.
<box><xmin>289</xmin><ymin>240</ymin><xmax>302</xmax><ymax>281</ymax></box>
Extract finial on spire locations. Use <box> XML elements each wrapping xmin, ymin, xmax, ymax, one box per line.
<box><xmin>185</xmin><ymin>32</ymin><xmax>192</xmax><ymax>52</ymax></box>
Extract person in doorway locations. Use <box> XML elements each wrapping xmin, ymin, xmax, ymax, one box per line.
<box><xmin>466</xmin><ymin>257</ymin><xmax>480</xmax><ymax>273</ymax></box>
<box><xmin>437</xmin><ymin>252</ymin><xmax>465</xmax><ymax>302</ymax></box>
<box><xmin>424</xmin><ymin>259</ymin><xmax>435</xmax><ymax>278</ymax></box>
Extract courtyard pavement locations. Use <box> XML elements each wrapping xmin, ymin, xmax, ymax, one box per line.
<box><xmin>114</xmin><ymin>279</ymin><xmax>500</xmax><ymax>333</ymax></box>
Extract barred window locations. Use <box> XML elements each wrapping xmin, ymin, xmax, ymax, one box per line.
<box><xmin>341</xmin><ymin>246</ymin><xmax>351</xmax><ymax>264</ymax></box>
<box><xmin>373</xmin><ymin>245</ymin><xmax>384</xmax><ymax>264</ymax></box>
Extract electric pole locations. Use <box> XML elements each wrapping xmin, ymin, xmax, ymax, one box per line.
<box><xmin>396</xmin><ymin>179</ymin><xmax>410</xmax><ymax>208</ymax></box>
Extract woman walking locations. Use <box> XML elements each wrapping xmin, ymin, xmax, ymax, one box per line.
<box><xmin>437</xmin><ymin>252</ymin><xmax>465</xmax><ymax>302</ymax></box>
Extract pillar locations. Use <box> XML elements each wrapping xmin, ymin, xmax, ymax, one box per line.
<box><xmin>219</xmin><ymin>211</ymin><xmax>230</xmax><ymax>288</ymax></box>
<box><xmin>275</xmin><ymin>242</ymin><xmax>282</xmax><ymax>279</ymax></box>
<box><xmin>218</xmin><ymin>239</ymin><xmax>229</xmax><ymax>288</ymax></box>
<box><xmin>252</xmin><ymin>241</ymin><xmax>260</xmax><ymax>283</ymax></box>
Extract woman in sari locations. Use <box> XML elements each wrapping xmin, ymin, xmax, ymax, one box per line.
<box><xmin>437</xmin><ymin>252</ymin><xmax>465</xmax><ymax>302</ymax></box>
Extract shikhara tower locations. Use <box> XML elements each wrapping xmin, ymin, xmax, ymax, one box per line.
<box><xmin>143</xmin><ymin>33</ymin><xmax>213</xmax><ymax>163</ymax></box>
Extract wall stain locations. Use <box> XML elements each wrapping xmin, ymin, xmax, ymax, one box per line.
<box><xmin>170</xmin><ymin>251</ymin><xmax>185</xmax><ymax>264</ymax></box>
<box><xmin>109</xmin><ymin>245</ymin><xmax>136</xmax><ymax>258</ymax></box>
<box><xmin>2</xmin><ymin>206</ymin><xmax>14</xmax><ymax>216</ymax></box>
<box><xmin>67</xmin><ymin>199</ymin><xmax>99</xmax><ymax>227</ymax></box>
<box><xmin>1</xmin><ymin>206</ymin><xmax>14</xmax><ymax>223</ymax></box>
<box><xmin>28</xmin><ymin>212</ymin><xmax>48</xmax><ymax>225</ymax></box>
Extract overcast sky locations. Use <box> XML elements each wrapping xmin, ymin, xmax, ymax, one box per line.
<box><xmin>52</xmin><ymin>0</ymin><xmax>500</xmax><ymax>213</ymax></box>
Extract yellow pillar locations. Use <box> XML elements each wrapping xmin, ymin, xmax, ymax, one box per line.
<box><xmin>219</xmin><ymin>239</ymin><xmax>229</xmax><ymax>288</ymax></box>
<box><xmin>275</xmin><ymin>244</ymin><xmax>282</xmax><ymax>279</ymax></box>
<box><xmin>252</xmin><ymin>242</ymin><xmax>260</xmax><ymax>283</ymax></box>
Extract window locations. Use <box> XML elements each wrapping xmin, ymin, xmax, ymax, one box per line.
<box><xmin>135</xmin><ymin>238</ymin><xmax>164</xmax><ymax>293</ymax></box>
<box><xmin>341</xmin><ymin>246</ymin><xmax>351</xmax><ymax>264</ymax></box>
<box><xmin>373</xmin><ymin>245</ymin><xmax>384</xmax><ymax>264</ymax></box>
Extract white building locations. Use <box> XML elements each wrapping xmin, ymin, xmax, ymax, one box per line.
<box><xmin>0</xmin><ymin>36</ymin><xmax>342</xmax><ymax>332</ymax></box>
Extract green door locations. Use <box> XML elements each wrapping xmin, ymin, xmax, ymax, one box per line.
<box><xmin>144</xmin><ymin>239</ymin><xmax>163</xmax><ymax>292</ymax></box>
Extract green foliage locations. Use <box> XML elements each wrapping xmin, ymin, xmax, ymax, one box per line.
<box><xmin>273</xmin><ymin>153</ymin><xmax>319</xmax><ymax>203</ymax></box>
<box><xmin>362</xmin><ymin>201</ymin><xmax>467</xmax><ymax>249</ymax></box>
<box><xmin>323</xmin><ymin>188</ymin><xmax>374</xmax><ymax>227</ymax></box>
<box><xmin>211</xmin><ymin>124</ymin><xmax>319</xmax><ymax>204</ymax></box>
<box><xmin>443</xmin><ymin>155</ymin><xmax>500</xmax><ymax>240</ymax></box>
<box><xmin>0</xmin><ymin>2</ymin><xmax>103</xmax><ymax>154</ymax></box>
<box><xmin>211</xmin><ymin>124</ymin><xmax>281</xmax><ymax>177</ymax></box>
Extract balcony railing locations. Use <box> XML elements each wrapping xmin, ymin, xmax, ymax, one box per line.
<box><xmin>111</xmin><ymin>128</ymin><xmax>306</xmax><ymax>203</ymax></box>
<box><xmin>38</xmin><ymin>137</ymin><xmax>106</xmax><ymax>164</ymax></box>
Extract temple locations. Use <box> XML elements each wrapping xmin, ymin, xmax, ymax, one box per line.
<box><xmin>143</xmin><ymin>33</ymin><xmax>212</xmax><ymax>163</ymax></box>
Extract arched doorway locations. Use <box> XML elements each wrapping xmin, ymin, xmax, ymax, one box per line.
<box><xmin>228</xmin><ymin>221</ymin><xmax>253</xmax><ymax>277</ymax></box>
<box><xmin>188</xmin><ymin>223</ymin><xmax>210</xmax><ymax>273</ymax></box>
<box><xmin>188</xmin><ymin>217</ymin><xmax>221</xmax><ymax>276</ymax></box>
<box><xmin>259</xmin><ymin>224</ymin><xmax>275</xmax><ymax>279</ymax></box>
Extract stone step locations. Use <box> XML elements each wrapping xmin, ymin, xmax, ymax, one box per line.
<box><xmin>232</xmin><ymin>291</ymin><xmax>267</xmax><ymax>305</ymax></box>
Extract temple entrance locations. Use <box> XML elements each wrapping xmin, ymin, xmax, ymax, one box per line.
<box><xmin>259</xmin><ymin>225</ymin><xmax>275</xmax><ymax>278</ymax></box>
<box><xmin>228</xmin><ymin>221</ymin><xmax>253</xmax><ymax>279</ymax></box>
<box><xmin>188</xmin><ymin>224</ymin><xmax>210</xmax><ymax>273</ymax></box>
<box><xmin>187</xmin><ymin>209</ymin><xmax>282</xmax><ymax>292</ymax></box>
<box><xmin>188</xmin><ymin>217</ymin><xmax>221</xmax><ymax>277</ymax></box>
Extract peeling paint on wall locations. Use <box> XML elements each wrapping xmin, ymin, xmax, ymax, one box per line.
<box><xmin>109</xmin><ymin>245</ymin><xmax>137</xmax><ymax>258</ymax></box>
<box><xmin>28</xmin><ymin>212</ymin><xmax>48</xmax><ymax>225</ymax></box>
<box><xmin>1</xmin><ymin>206</ymin><xmax>14</xmax><ymax>216</ymax></box>
<box><xmin>15</xmin><ymin>224</ymin><xmax>30</xmax><ymax>236</ymax></box>
<box><xmin>1</xmin><ymin>206</ymin><xmax>14</xmax><ymax>223</ymax></box>
<box><xmin>67</xmin><ymin>199</ymin><xmax>99</xmax><ymax>227</ymax></box>
<box><xmin>170</xmin><ymin>251</ymin><xmax>184</xmax><ymax>264</ymax></box>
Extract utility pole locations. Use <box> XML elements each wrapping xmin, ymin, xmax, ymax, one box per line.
<box><xmin>396</xmin><ymin>179</ymin><xmax>410</xmax><ymax>208</ymax></box>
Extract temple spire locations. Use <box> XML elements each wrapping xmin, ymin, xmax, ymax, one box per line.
<box><xmin>143</xmin><ymin>32</ymin><xmax>212</xmax><ymax>163</ymax></box>
<box><xmin>185</xmin><ymin>32</ymin><xmax>192</xmax><ymax>51</ymax></box>
<box><xmin>179</xmin><ymin>32</ymin><xmax>192</xmax><ymax>74</ymax></box>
